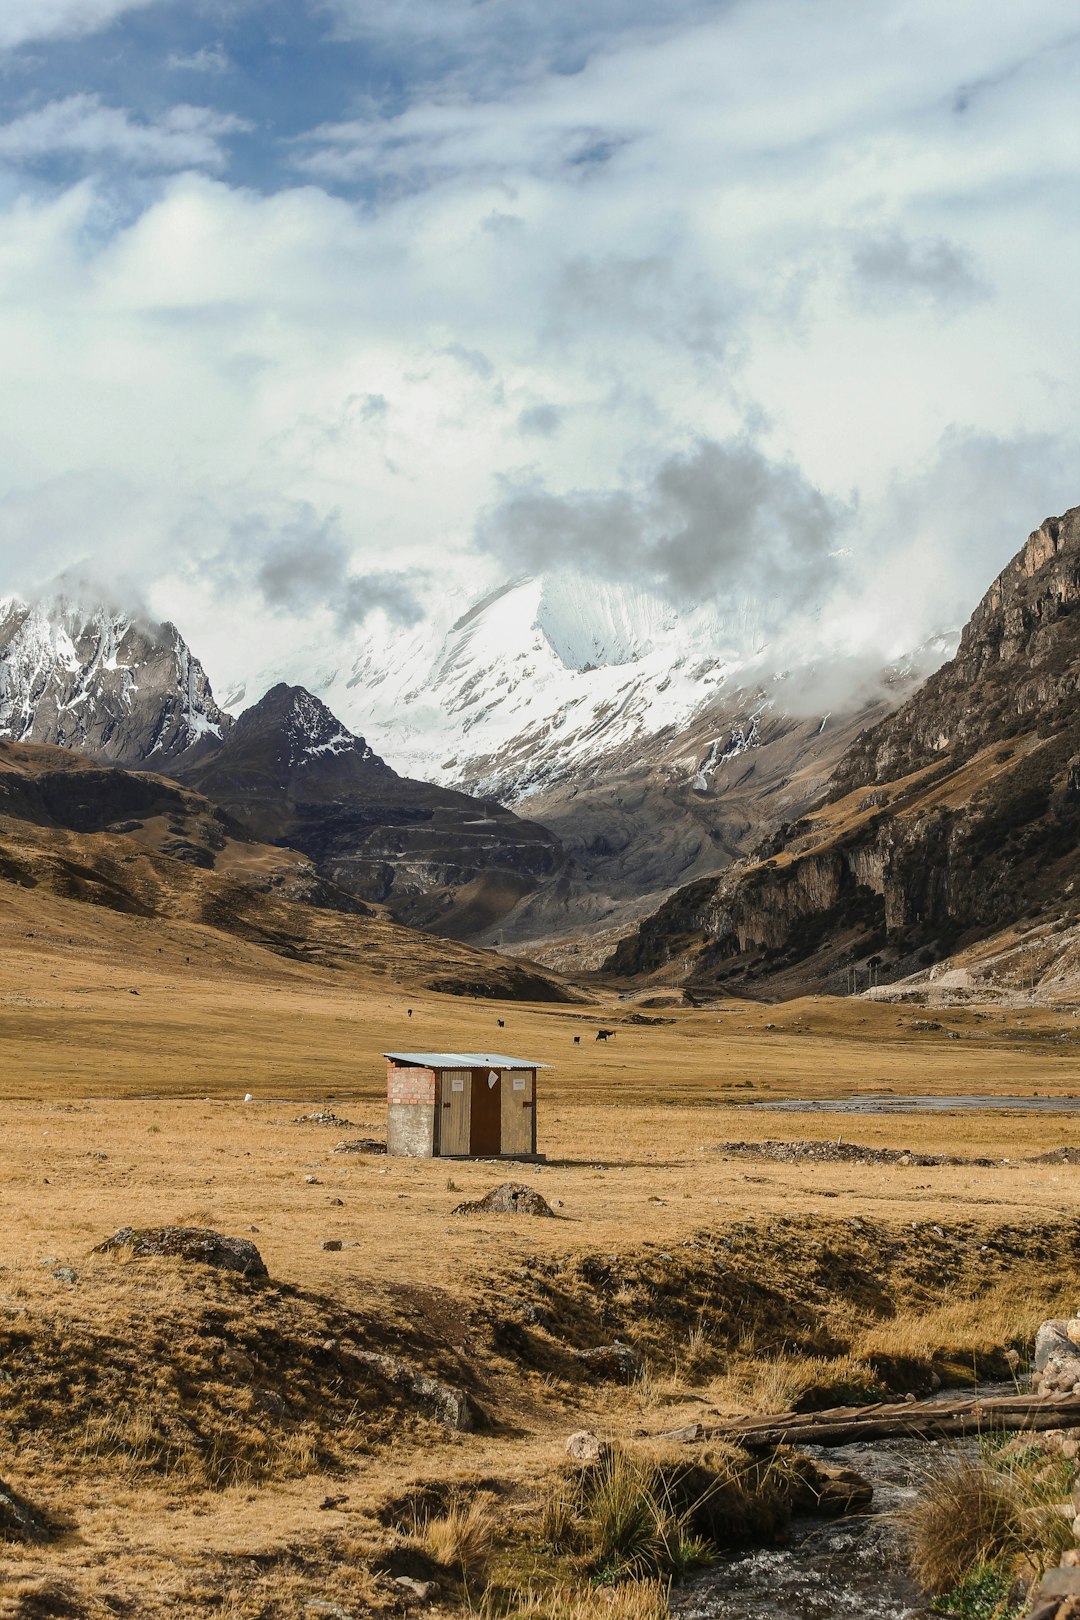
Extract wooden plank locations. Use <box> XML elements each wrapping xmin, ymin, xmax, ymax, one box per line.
<box><xmin>656</xmin><ymin>1393</ymin><xmax>1080</xmax><ymax>1450</ymax></box>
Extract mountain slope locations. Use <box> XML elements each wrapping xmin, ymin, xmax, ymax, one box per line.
<box><xmin>0</xmin><ymin>598</ymin><xmax>566</xmax><ymax>940</ymax></box>
<box><xmin>609</xmin><ymin>505</ymin><xmax>1080</xmax><ymax>999</ymax></box>
<box><xmin>177</xmin><ymin>683</ymin><xmax>562</xmax><ymax>937</ymax></box>
<box><xmin>0</xmin><ymin>738</ymin><xmax>573</xmax><ymax>1001</ymax></box>
<box><xmin>235</xmin><ymin>575</ymin><xmax>941</xmax><ymax>962</ymax></box>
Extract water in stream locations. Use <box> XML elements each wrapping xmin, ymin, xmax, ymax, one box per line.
<box><xmin>673</xmin><ymin>1383</ymin><xmax>1021</xmax><ymax>1619</ymax></box>
<box><xmin>673</xmin><ymin>1433</ymin><xmax>944</xmax><ymax>1619</ymax></box>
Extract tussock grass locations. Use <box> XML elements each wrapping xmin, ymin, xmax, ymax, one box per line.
<box><xmin>901</xmin><ymin>1447</ymin><xmax>1075</xmax><ymax>1597</ymax></box>
<box><xmin>542</xmin><ymin>1442</ymin><xmax>800</xmax><ymax>1581</ymax></box>
<box><xmin>418</xmin><ymin>1495</ymin><xmax>499</xmax><ymax>1584</ymax></box>
<box><xmin>482</xmin><ymin>1578</ymin><xmax>670</xmax><ymax>1620</ymax></box>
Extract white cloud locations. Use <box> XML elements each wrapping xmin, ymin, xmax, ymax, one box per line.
<box><xmin>166</xmin><ymin>45</ymin><xmax>232</xmax><ymax>76</ymax></box>
<box><xmin>0</xmin><ymin>95</ymin><xmax>252</xmax><ymax>172</ymax></box>
<box><xmin>0</xmin><ymin>0</ymin><xmax>1078</xmax><ymax>711</ymax></box>
<box><xmin>0</xmin><ymin>0</ymin><xmax>162</xmax><ymax>50</ymax></box>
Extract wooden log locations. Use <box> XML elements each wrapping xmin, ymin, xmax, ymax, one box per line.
<box><xmin>656</xmin><ymin>1393</ymin><xmax>1080</xmax><ymax>1451</ymax></box>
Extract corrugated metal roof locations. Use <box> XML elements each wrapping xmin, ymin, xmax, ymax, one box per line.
<box><xmin>383</xmin><ymin>1052</ymin><xmax>549</xmax><ymax>1070</ymax></box>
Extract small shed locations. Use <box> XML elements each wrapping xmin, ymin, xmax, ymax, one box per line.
<box><xmin>383</xmin><ymin>1052</ymin><xmax>547</xmax><ymax>1159</ymax></box>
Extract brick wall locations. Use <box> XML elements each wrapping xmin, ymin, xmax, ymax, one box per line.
<box><xmin>386</xmin><ymin>1062</ymin><xmax>436</xmax><ymax>1105</ymax></box>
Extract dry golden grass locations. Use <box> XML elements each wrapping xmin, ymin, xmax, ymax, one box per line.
<box><xmin>484</xmin><ymin>1578</ymin><xmax>671</xmax><ymax>1620</ymax></box>
<box><xmin>2</xmin><ymin>882</ymin><xmax>1080</xmax><ymax>1613</ymax></box>
<box><xmin>417</xmin><ymin>1494</ymin><xmax>499</xmax><ymax>1583</ymax></box>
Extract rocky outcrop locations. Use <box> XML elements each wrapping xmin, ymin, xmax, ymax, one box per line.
<box><xmin>610</xmin><ymin>505</ymin><xmax>1080</xmax><ymax>996</ymax></box>
<box><xmin>93</xmin><ymin>1226</ymin><xmax>268</xmax><ymax>1279</ymax></box>
<box><xmin>0</xmin><ymin>594</ymin><xmax>230</xmax><ymax>766</ymax></box>
<box><xmin>451</xmin><ymin>1183</ymin><xmax>554</xmax><ymax>1217</ymax></box>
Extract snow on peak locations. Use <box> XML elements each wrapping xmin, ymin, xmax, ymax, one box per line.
<box><xmin>0</xmin><ymin>591</ymin><xmax>228</xmax><ymax>762</ymax></box>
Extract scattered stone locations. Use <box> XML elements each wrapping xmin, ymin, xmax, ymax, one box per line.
<box><xmin>305</xmin><ymin>1603</ymin><xmax>356</xmax><ymax>1620</ymax></box>
<box><xmin>910</xmin><ymin>1020</ymin><xmax>943</xmax><ymax>1032</ymax></box>
<box><xmin>328</xmin><ymin>1197</ymin><xmax>345</xmax><ymax>1207</ymax></box>
<box><xmin>352</xmin><ymin>1350</ymin><xmax>481</xmax><ymax>1431</ymax></box>
<box><xmin>565</xmin><ymin>1430</ymin><xmax>612</xmax><ymax>1465</ymax></box>
<box><xmin>392</xmin><ymin>1577</ymin><xmax>439</xmax><ymax>1603</ymax></box>
<box><xmin>713</xmin><ymin>1138</ymin><xmax>1001</xmax><ymax>1168</ymax></box>
<box><xmin>321</xmin><ymin>1239</ymin><xmax>343</xmax><ymax>1252</ymax></box>
<box><xmin>333</xmin><ymin>1138</ymin><xmax>387</xmax><ymax>1155</ymax></box>
<box><xmin>92</xmin><ymin>1226</ymin><xmax>268</xmax><ymax>1279</ymax></box>
<box><xmin>452</xmin><ymin>1182</ymin><xmax>555</xmax><ymax>1217</ymax></box>
<box><xmin>51</xmin><ymin>1267</ymin><xmax>77</xmax><ymax>1284</ymax></box>
<box><xmin>1037</xmin><ymin>1353</ymin><xmax>1080</xmax><ymax>1395</ymax></box>
<box><xmin>244</xmin><ymin>1093</ymin><xmax>254</xmax><ymax>1103</ymax></box>
<box><xmin>0</xmin><ymin>1476</ymin><xmax>56</xmax><ymax>1542</ymax></box>
<box><xmin>295</xmin><ymin>1111</ymin><xmax>355</xmax><ymax>1128</ymax></box>
<box><xmin>575</xmin><ymin>1343</ymin><xmax>643</xmax><ymax>1382</ymax></box>
<box><xmin>804</xmin><ymin>1460</ymin><xmax>874</xmax><ymax>1515</ymax></box>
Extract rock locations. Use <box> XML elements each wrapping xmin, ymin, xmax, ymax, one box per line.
<box><xmin>452</xmin><ymin>1182</ymin><xmax>554</xmax><ymax>1217</ymax></box>
<box><xmin>244</xmin><ymin>1093</ymin><xmax>254</xmax><ymax>1103</ymax></box>
<box><xmin>92</xmin><ymin>1226</ymin><xmax>268</xmax><ymax>1279</ymax></box>
<box><xmin>1028</xmin><ymin>1565</ymin><xmax>1080</xmax><ymax>1620</ymax></box>
<box><xmin>321</xmin><ymin>1239</ymin><xmax>343</xmax><ymax>1252</ymax></box>
<box><xmin>1036</xmin><ymin>1320</ymin><xmax>1080</xmax><ymax>1370</ymax></box>
<box><xmin>221</xmin><ymin>1346</ymin><xmax>254</xmax><ymax>1377</ymax></box>
<box><xmin>52</xmin><ymin>1267</ymin><xmax>77</xmax><ymax>1284</ymax></box>
<box><xmin>352</xmin><ymin>1350</ymin><xmax>481</xmax><ymax>1431</ymax></box>
<box><xmin>392</xmin><ymin>1577</ymin><xmax>439</xmax><ymax>1603</ymax></box>
<box><xmin>565</xmin><ymin>1430</ymin><xmax>612</xmax><ymax>1465</ymax></box>
<box><xmin>304</xmin><ymin>1175</ymin><xmax>320</xmax><ymax>1185</ymax></box>
<box><xmin>804</xmin><ymin>1460</ymin><xmax>875</xmax><ymax>1516</ymax></box>
<box><xmin>575</xmin><ymin>1343</ymin><xmax>643</xmax><ymax>1382</ymax></box>
<box><xmin>1037</xmin><ymin>1353</ymin><xmax>1080</xmax><ymax>1394</ymax></box>
<box><xmin>305</xmin><ymin>1603</ymin><xmax>356</xmax><ymax>1619</ymax></box>
<box><xmin>0</xmin><ymin>1477</ymin><xmax>56</xmax><ymax>1542</ymax></box>
<box><xmin>333</xmin><ymin>1138</ymin><xmax>387</xmax><ymax>1155</ymax></box>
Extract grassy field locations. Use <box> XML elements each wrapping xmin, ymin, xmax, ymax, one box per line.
<box><xmin>4</xmin><ymin>885</ymin><xmax>1080</xmax><ymax>1616</ymax></box>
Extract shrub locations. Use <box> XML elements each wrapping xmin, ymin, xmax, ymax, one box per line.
<box><xmin>417</xmin><ymin>1494</ymin><xmax>498</xmax><ymax>1585</ymax></box>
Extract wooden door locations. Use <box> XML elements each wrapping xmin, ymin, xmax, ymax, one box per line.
<box><xmin>439</xmin><ymin>1069</ymin><xmax>471</xmax><ymax>1156</ymax></box>
<box><xmin>501</xmin><ymin>1068</ymin><xmax>534</xmax><ymax>1156</ymax></box>
<box><xmin>470</xmin><ymin>1068</ymin><xmax>502</xmax><ymax>1156</ymax></box>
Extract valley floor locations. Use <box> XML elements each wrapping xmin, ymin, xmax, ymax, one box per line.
<box><xmin>4</xmin><ymin>897</ymin><xmax>1080</xmax><ymax>1616</ymax></box>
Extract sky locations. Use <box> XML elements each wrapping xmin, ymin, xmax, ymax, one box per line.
<box><xmin>0</xmin><ymin>0</ymin><xmax>1078</xmax><ymax>703</ymax></box>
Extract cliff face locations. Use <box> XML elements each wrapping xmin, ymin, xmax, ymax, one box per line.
<box><xmin>834</xmin><ymin>508</ymin><xmax>1080</xmax><ymax>792</ymax></box>
<box><xmin>609</xmin><ymin>506</ymin><xmax>1080</xmax><ymax>997</ymax></box>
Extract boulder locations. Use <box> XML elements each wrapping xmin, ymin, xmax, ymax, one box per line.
<box><xmin>352</xmin><ymin>1350</ymin><xmax>481</xmax><ymax>1431</ymax></box>
<box><xmin>92</xmin><ymin>1226</ymin><xmax>268</xmax><ymax>1279</ymax></box>
<box><xmin>565</xmin><ymin>1430</ymin><xmax>612</xmax><ymax>1465</ymax></box>
<box><xmin>1036</xmin><ymin>1320</ymin><xmax>1080</xmax><ymax>1370</ymax></box>
<box><xmin>452</xmin><ymin>1183</ymin><xmax>554</xmax><ymax>1217</ymax></box>
<box><xmin>575</xmin><ymin>1343</ymin><xmax>643</xmax><ymax>1382</ymax></box>
<box><xmin>392</xmin><ymin>1577</ymin><xmax>439</xmax><ymax>1603</ymax></box>
<box><xmin>0</xmin><ymin>1477</ymin><xmax>56</xmax><ymax>1542</ymax></box>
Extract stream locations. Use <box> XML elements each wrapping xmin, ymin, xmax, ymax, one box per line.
<box><xmin>672</xmin><ymin>1386</ymin><xmax>1017</xmax><ymax>1620</ymax></box>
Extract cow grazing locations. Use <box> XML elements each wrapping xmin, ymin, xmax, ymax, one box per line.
<box><xmin>573</xmin><ymin>1035</ymin><xmax>581</xmax><ymax>1045</ymax></box>
<box><xmin>497</xmin><ymin>1018</ymin><xmax>505</xmax><ymax>1028</ymax></box>
<box><xmin>595</xmin><ymin>1029</ymin><xmax>616</xmax><ymax>1042</ymax></box>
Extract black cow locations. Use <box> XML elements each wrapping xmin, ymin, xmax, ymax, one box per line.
<box><xmin>596</xmin><ymin>1028</ymin><xmax>616</xmax><ymax>1042</ymax></box>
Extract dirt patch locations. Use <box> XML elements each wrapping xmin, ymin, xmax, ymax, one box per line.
<box><xmin>713</xmin><ymin>1138</ymin><xmax>1001</xmax><ymax>1168</ymax></box>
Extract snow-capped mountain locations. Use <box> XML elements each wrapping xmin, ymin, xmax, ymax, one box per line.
<box><xmin>0</xmin><ymin>593</ymin><xmax>229</xmax><ymax>766</ymax></box>
<box><xmin>239</xmin><ymin>573</ymin><xmax>769</xmax><ymax>801</ymax></box>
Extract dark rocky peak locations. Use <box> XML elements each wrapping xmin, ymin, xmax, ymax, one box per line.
<box><xmin>229</xmin><ymin>683</ymin><xmax>387</xmax><ymax>774</ymax></box>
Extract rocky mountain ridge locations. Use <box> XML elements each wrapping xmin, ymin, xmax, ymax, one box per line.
<box><xmin>0</xmin><ymin>594</ymin><xmax>229</xmax><ymax>766</ymax></box>
<box><xmin>610</xmin><ymin>505</ymin><xmax>1080</xmax><ymax>999</ymax></box>
<box><xmin>0</xmin><ymin>600</ymin><xmax>562</xmax><ymax>938</ymax></box>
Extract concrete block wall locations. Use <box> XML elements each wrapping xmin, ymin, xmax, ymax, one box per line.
<box><xmin>387</xmin><ymin>1063</ymin><xmax>436</xmax><ymax>1157</ymax></box>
